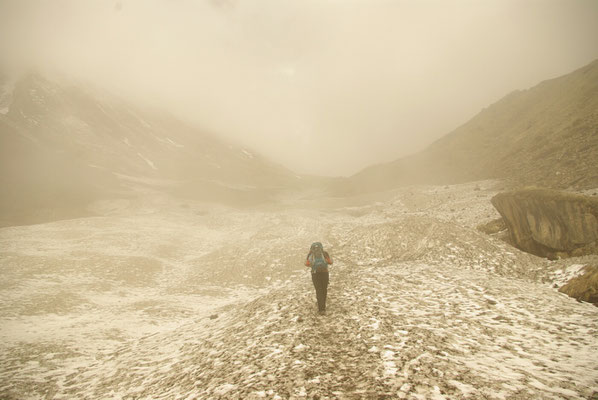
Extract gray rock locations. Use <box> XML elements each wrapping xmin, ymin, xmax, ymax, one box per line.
<box><xmin>558</xmin><ymin>265</ymin><xmax>598</xmax><ymax>306</ymax></box>
<box><xmin>491</xmin><ymin>188</ymin><xmax>598</xmax><ymax>258</ymax></box>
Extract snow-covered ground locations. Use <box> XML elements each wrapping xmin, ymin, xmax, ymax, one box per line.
<box><xmin>1</xmin><ymin>181</ymin><xmax>597</xmax><ymax>399</ymax></box>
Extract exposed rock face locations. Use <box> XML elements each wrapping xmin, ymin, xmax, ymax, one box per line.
<box><xmin>559</xmin><ymin>265</ymin><xmax>598</xmax><ymax>306</ymax></box>
<box><xmin>491</xmin><ymin>188</ymin><xmax>598</xmax><ymax>259</ymax></box>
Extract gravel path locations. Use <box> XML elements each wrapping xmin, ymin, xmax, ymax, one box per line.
<box><xmin>63</xmin><ymin>260</ymin><xmax>597</xmax><ymax>399</ymax></box>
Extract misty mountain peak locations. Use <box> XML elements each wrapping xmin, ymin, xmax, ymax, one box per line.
<box><xmin>0</xmin><ymin>73</ymin><xmax>301</xmax><ymax>226</ymax></box>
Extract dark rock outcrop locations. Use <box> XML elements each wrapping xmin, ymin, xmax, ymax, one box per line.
<box><xmin>491</xmin><ymin>188</ymin><xmax>598</xmax><ymax>259</ymax></box>
<box><xmin>559</xmin><ymin>265</ymin><xmax>598</xmax><ymax>306</ymax></box>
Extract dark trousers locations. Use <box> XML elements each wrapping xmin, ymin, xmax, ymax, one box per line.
<box><xmin>311</xmin><ymin>271</ymin><xmax>329</xmax><ymax>311</ymax></box>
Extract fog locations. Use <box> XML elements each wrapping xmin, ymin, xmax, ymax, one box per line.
<box><xmin>1</xmin><ymin>0</ymin><xmax>597</xmax><ymax>176</ymax></box>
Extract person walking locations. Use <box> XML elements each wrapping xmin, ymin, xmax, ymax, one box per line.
<box><xmin>305</xmin><ymin>242</ymin><xmax>333</xmax><ymax>315</ymax></box>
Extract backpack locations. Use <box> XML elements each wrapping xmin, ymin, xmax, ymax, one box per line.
<box><xmin>309</xmin><ymin>242</ymin><xmax>328</xmax><ymax>273</ymax></box>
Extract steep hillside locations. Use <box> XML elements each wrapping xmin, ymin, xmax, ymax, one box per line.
<box><xmin>345</xmin><ymin>59</ymin><xmax>598</xmax><ymax>193</ymax></box>
<box><xmin>0</xmin><ymin>73</ymin><xmax>301</xmax><ymax>226</ymax></box>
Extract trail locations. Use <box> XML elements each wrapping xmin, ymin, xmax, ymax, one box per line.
<box><xmin>71</xmin><ymin>260</ymin><xmax>597</xmax><ymax>399</ymax></box>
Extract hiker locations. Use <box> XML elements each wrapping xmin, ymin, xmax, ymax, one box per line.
<box><xmin>305</xmin><ymin>242</ymin><xmax>333</xmax><ymax>314</ymax></box>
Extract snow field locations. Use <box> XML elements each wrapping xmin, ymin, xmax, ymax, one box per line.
<box><xmin>0</xmin><ymin>181</ymin><xmax>597</xmax><ymax>399</ymax></box>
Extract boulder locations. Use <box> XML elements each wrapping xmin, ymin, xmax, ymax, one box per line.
<box><xmin>491</xmin><ymin>188</ymin><xmax>598</xmax><ymax>259</ymax></box>
<box><xmin>476</xmin><ymin>217</ymin><xmax>507</xmax><ymax>235</ymax></box>
<box><xmin>559</xmin><ymin>265</ymin><xmax>598</xmax><ymax>306</ymax></box>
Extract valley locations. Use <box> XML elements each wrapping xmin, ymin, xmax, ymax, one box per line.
<box><xmin>1</xmin><ymin>45</ymin><xmax>598</xmax><ymax>400</ymax></box>
<box><xmin>1</xmin><ymin>181</ymin><xmax>596</xmax><ymax>399</ymax></box>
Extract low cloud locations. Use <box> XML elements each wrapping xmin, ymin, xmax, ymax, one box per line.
<box><xmin>1</xmin><ymin>0</ymin><xmax>597</xmax><ymax>176</ymax></box>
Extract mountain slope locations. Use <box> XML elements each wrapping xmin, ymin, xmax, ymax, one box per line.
<box><xmin>345</xmin><ymin>59</ymin><xmax>598</xmax><ymax>193</ymax></box>
<box><xmin>0</xmin><ymin>73</ymin><xmax>301</xmax><ymax>226</ymax></box>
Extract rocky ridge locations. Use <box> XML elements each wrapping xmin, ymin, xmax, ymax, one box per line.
<box><xmin>346</xmin><ymin>59</ymin><xmax>598</xmax><ymax>193</ymax></box>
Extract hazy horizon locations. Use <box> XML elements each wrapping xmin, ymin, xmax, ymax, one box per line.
<box><xmin>1</xmin><ymin>0</ymin><xmax>598</xmax><ymax>177</ymax></box>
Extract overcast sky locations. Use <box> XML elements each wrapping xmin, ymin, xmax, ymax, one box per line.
<box><xmin>1</xmin><ymin>0</ymin><xmax>598</xmax><ymax>176</ymax></box>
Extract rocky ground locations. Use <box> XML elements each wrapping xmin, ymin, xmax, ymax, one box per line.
<box><xmin>1</xmin><ymin>180</ymin><xmax>597</xmax><ymax>399</ymax></box>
